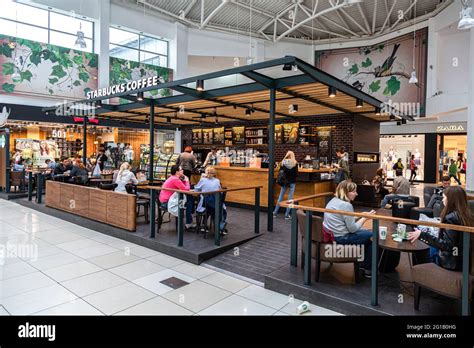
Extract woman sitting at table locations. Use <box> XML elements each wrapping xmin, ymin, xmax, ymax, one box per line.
<box><xmin>372</xmin><ymin>168</ymin><xmax>389</xmax><ymax>197</ymax></box>
<box><xmin>408</xmin><ymin>186</ymin><xmax>471</xmax><ymax>270</ymax></box>
<box><xmin>114</xmin><ymin>162</ymin><xmax>138</xmax><ymax>194</ymax></box>
<box><xmin>194</xmin><ymin>166</ymin><xmax>227</xmax><ymax>234</ymax></box>
<box><xmin>70</xmin><ymin>159</ymin><xmax>89</xmax><ymax>184</ymax></box>
<box><xmin>323</xmin><ymin>180</ymin><xmax>376</xmax><ymax>278</ymax></box>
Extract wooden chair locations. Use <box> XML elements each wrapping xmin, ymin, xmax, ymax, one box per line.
<box><xmin>10</xmin><ymin>171</ymin><xmax>25</xmax><ymax>192</ymax></box>
<box><xmin>296</xmin><ymin>209</ymin><xmax>360</xmax><ymax>283</ymax></box>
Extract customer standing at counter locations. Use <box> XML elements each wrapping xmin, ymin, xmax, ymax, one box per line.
<box><xmin>114</xmin><ymin>162</ymin><xmax>138</xmax><ymax>194</ymax></box>
<box><xmin>323</xmin><ymin>180</ymin><xmax>375</xmax><ymax>277</ymax></box>
<box><xmin>334</xmin><ymin>147</ymin><xmax>350</xmax><ymax>183</ymax></box>
<box><xmin>96</xmin><ymin>150</ymin><xmax>108</xmax><ymax>171</ymax></box>
<box><xmin>203</xmin><ymin>147</ymin><xmax>218</xmax><ymax>167</ymax></box>
<box><xmin>176</xmin><ymin>146</ymin><xmax>196</xmax><ymax>181</ymax></box>
<box><xmin>273</xmin><ymin>151</ymin><xmax>298</xmax><ymax>220</ymax></box>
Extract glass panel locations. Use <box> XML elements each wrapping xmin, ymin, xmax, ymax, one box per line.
<box><xmin>380</xmin><ymin>135</ymin><xmax>425</xmax><ymax>181</ymax></box>
<box><xmin>0</xmin><ymin>19</ymin><xmax>48</xmax><ymax>44</ymax></box>
<box><xmin>140</xmin><ymin>36</ymin><xmax>167</xmax><ymax>55</ymax></box>
<box><xmin>110</xmin><ymin>44</ymin><xmax>139</xmax><ymax>62</ymax></box>
<box><xmin>0</xmin><ymin>2</ymin><xmax>48</xmax><ymax>28</ymax></box>
<box><xmin>109</xmin><ymin>27</ymin><xmax>139</xmax><ymax>48</ymax></box>
<box><xmin>140</xmin><ymin>52</ymin><xmax>167</xmax><ymax>67</ymax></box>
<box><xmin>50</xmin><ymin>31</ymin><xmax>92</xmax><ymax>52</ymax></box>
<box><xmin>50</xmin><ymin>12</ymin><xmax>93</xmax><ymax>38</ymax></box>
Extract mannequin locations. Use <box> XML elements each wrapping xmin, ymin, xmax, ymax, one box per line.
<box><xmin>124</xmin><ymin>145</ymin><xmax>134</xmax><ymax>164</ymax></box>
<box><xmin>414</xmin><ymin>148</ymin><xmax>423</xmax><ymax>178</ymax></box>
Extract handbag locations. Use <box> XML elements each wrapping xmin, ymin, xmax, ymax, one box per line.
<box><xmin>167</xmin><ymin>192</ymin><xmax>187</xmax><ymax>217</ymax></box>
<box><xmin>277</xmin><ymin>168</ymin><xmax>289</xmax><ymax>187</ymax></box>
<box><xmin>321</xmin><ymin>225</ymin><xmax>335</xmax><ymax>243</ymax></box>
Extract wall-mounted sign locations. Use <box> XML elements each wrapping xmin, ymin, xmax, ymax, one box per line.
<box><xmin>86</xmin><ymin>76</ymin><xmax>161</xmax><ymax>99</ymax></box>
<box><xmin>0</xmin><ymin>106</ymin><xmax>11</xmax><ymax>127</ymax></box>
<box><xmin>51</xmin><ymin>129</ymin><xmax>67</xmax><ymax>138</ymax></box>
<box><xmin>436</xmin><ymin>125</ymin><xmax>465</xmax><ymax>132</ymax></box>
<box><xmin>73</xmin><ymin>117</ymin><xmax>99</xmax><ymax>125</ymax></box>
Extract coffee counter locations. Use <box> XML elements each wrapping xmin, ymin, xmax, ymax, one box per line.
<box><xmin>198</xmin><ymin>166</ymin><xmax>334</xmax><ymax>208</ymax></box>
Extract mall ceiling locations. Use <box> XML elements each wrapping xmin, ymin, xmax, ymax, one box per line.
<box><xmin>120</xmin><ymin>0</ymin><xmax>453</xmax><ymax>43</ymax></box>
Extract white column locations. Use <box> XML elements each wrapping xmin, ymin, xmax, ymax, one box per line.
<box><xmin>97</xmin><ymin>0</ymin><xmax>110</xmax><ymax>88</ymax></box>
<box><xmin>174</xmin><ymin>128</ymin><xmax>182</xmax><ymax>154</ymax></box>
<box><xmin>466</xmin><ymin>29</ymin><xmax>474</xmax><ymax>193</ymax></box>
<box><xmin>169</xmin><ymin>22</ymin><xmax>189</xmax><ymax>80</ymax></box>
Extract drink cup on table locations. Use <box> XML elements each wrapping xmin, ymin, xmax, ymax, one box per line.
<box><xmin>379</xmin><ymin>226</ymin><xmax>387</xmax><ymax>240</ymax></box>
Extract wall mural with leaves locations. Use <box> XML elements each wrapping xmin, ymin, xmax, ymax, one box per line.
<box><xmin>109</xmin><ymin>57</ymin><xmax>173</xmax><ymax>103</ymax></box>
<box><xmin>315</xmin><ymin>29</ymin><xmax>427</xmax><ymax>116</ymax></box>
<box><xmin>0</xmin><ymin>34</ymin><xmax>98</xmax><ymax>99</ymax></box>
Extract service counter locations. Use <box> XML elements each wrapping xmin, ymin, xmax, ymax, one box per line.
<box><xmin>193</xmin><ymin>166</ymin><xmax>334</xmax><ymax>208</ymax></box>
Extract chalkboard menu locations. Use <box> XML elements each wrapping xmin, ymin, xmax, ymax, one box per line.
<box><xmin>316</xmin><ymin>126</ymin><xmax>332</xmax><ymax>164</ymax></box>
<box><xmin>224</xmin><ymin>128</ymin><xmax>233</xmax><ymax>146</ymax></box>
<box><xmin>192</xmin><ymin>129</ymin><xmax>202</xmax><ymax>144</ymax></box>
<box><xmin>202</xmin><ymin>129</ymin><xmax>213</xmax><ymax>145</ymax></box>
<box><xmin>274</xmin><ymin>124</ymin><xmax>283</xmax><ymax>144</ymax></box>
<box><xmin>283</xmin><ymin>123</ymin><xmax>299</xmax><ymax>144</ymax></box>
<box><xmin>232</xmin><ymin>126</ymin><xmax>245</xmax><ymax>145</ymax></box>
<box><xmin>213</xmin><ymin>127</ymin><xmax>225</xmax><ymax>145</ymax></box>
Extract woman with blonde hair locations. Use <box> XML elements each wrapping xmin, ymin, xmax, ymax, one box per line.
<box><xmin>114</xmin><ymin>162</ymin><xmax>138</xmax><ymax>193</ymax></box>
<box><xmin>273</xmin><ymin>151</ymin><xmax>298</xmax><ymax>220</ymax></box>
<box><xmin>323</xmin><ymin>180</ymin><xmax>376</xmax><ymax>277</ymax></box>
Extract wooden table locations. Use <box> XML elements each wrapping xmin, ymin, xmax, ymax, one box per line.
<box><xmin>378</xmin><ymin>230</ymin><xmax>429</xmax><ymax>268</ymax></box>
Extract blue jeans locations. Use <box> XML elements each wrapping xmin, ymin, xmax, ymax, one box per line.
<box><xmin>430</xmin><ymin>246</ymin><xmax>440</xmax><ymax>265</ymax></box>
<box><xmin>273</xmin><ymin>183</ymin><xmax>296</xmax><ymax>217</ymax></box>
<box><xmin>335</xmin><ymin>229</ymin><xmax>372</xmax><ymax>269</ymax></box>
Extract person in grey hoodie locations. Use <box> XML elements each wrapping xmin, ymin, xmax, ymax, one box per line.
<box><xmin>323</xmin><ymin>180</ymin><xmax>376</xmax><ymax>277</ymax></box>
<box><xmin>273</xmin><ymin>151</ymin><xmax>298</xmax><ymax>220</ymax></box>
<box><xmin>176</xmin><ymin>146</ymin><xmax>197</xmax><ymax>181</ymax></box>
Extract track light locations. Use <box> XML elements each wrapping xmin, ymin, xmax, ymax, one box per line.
<box><xmin>375</xmin><ymin>107</ymin><xmax>381</xmax><ymax>116</ymax></box>
<box><xmin>356</xmin><ymin>98</ymin><xmax>363</xmax><ymax>108</ymax></box>
<box><xmin>389</xmin><ymin>115</ymin><xmax>395</xmax><ymax>120</ymax></box>
<box><xmin>245</xmin><ymin>108</ymin><xmax>251</xmax><ymax>116</ymax></box>
<box><xmin>196</xmin><ymin>80</ymin><xmax>204</xmax><ymax>91</ymax></box>
<box><xmin>397</xmin><ymin>121</ymin><xmax>401</xmax><ymax>126</ymax></box>
<box><xmin>402</xmin><ymin>119</ymin><xmax>407</xmax><ymax>125</ymax></box>
<box><xmin>282</xmin><ymin>63</ymin><xmax>293</xmax><ymax>71</ymax></box>
<box><xmin>328</xmin><ymin>86</ymin><xmax>337</xmax><ymax>98</ymax></box>
<box><xmin>95</xmin><ymin>100</ymin><xmax>102</xmax><ymax>108</ymax></box>
<box><xmin>137</xmin><ymin>92</ymin><xmax>144</xmax><ymax>101</ymax></box>
<box><xmin>215</xmin><ymin>117</ymin><xmax>219</xmax><ymax>124</ymax></box>
<box><xmin>166</xmin><ymin>117</ymin><xmax>171</xmax><ymax>123</ymax></box>
<box><xmin>233</xmin><ymin>105</ymin><xmax>237</xmax><ymax>109</ymax></box>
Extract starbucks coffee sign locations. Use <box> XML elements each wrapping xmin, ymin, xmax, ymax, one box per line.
<box><xmin>86</xmin><ymin>76</ymin><xmax>160</xmax><ymax>99</ymax></box>
<box><xmin>436</xmin><ymin>125</ymin><xmax>465</xmax><ymax>132</ymax></box>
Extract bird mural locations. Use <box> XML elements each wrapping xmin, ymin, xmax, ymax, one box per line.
<box><xmin>373</xmin><ymin>43</ymin><xmax>400</xmax><ymax>78</ymax></box>
<box><xmin>0</xmin><ymin>106</ymin><xmax>11</xmax><ymax>128</ymax></box>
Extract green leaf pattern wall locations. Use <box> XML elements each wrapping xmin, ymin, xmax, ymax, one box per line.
<box><xmin>0</xmin><ymin>34</ymin><xmax>98</xmax><ymax>99</ymax></box>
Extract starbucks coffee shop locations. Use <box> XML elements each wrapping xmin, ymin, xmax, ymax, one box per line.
<box><xmin>44</xmin><ymin>56</ymin><xmax>407</xmax><ymax>233</ymax></box>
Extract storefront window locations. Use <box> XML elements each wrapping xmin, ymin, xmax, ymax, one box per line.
<box><xmin>439</xmin><ymin>134</ymin><xmax>467</xmax><ymax>184</ymax></box>
<box><xmin>380</xmin><ymin>135</ymin><xmax>425</xmax><ymax>181</ymax></box>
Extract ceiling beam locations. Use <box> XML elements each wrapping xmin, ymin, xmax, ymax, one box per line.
<box><xmin>137</xmin><ymin>0</ymin><xmax>200</xmax><ymax>28</ymax></box>
<box><xmin>357</xmin><ymin>2</ymin><xmax>371</xmax><ymax>35</ymax></box>
<box><xmin>200</xmin><ymin>0</ymin><xmax>228</xmax><ymax>29</ymax></box>
<box><xmin>379</xmin><ymin>0</ymin><xmax>398</xmax><ymax>34</ymax></box>
<box><xmin>389</xmin><ymin>0</ymin><xmax>418</xmax><ymax>31</ymax></box>
<box><xmin>339</xmin><ymin>8</ymin><xmax>369</xmax><ymax>35</ymax></box>
<box><xmin>319</xmin><ymin>15</ymin><xmax>361</xmax><ymax>37</ymax></box>
<box><xmin>372</xmin><ymin>0</ymin><xmax>378</xmax><ymax>34</ymax></box>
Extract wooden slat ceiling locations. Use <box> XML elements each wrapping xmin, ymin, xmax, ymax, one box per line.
<box><xmin>96</xmin><ymin>82</ymin><xmax>391</xmax><ymax>125</ymax></box>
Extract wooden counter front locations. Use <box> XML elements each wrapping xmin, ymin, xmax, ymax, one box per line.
<box><xmin>212</xmin><ymin>166</ymin><xmax>334</xmax><ymax>208</ymax></box>
<box><xmin>45</xmin><ymin>181</ymin><xmax>136</xmax><ymax>231</ymax></box>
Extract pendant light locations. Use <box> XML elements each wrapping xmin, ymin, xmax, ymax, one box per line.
<box><xmin>458</xmin><ymin>0</ymin><xmax>474</xmax><ymax>30</ymax></box>
<box><xmin>328</xmin><ymin>86</ymin><xmax>337</xmax><ymax>98</ymax></box>
<box><xmin>74</xmin><ymin>1</ymin><xmax>87</xmax><ymax>49</ymax></box>
<box><xmin>409</xmin><ymin>0</ymin><xmax>418</xmax><ymax>84</ymax></box>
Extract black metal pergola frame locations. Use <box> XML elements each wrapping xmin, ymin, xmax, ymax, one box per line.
<box><xmin>43</xmin><ymin>55</ymin><xmax>412</xmax><ymax>234</ymax></box>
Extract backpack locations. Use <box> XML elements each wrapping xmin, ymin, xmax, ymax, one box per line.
<box><xmin>277</xmin><ymin>168</ymin><xmax>289</xmax><ymax>187</ymax></box>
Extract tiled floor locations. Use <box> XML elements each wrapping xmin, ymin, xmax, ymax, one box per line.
<box><xmin>0</xmin><ymin>199</ymin><xmax>340</xmax><ymax>316</ymax></box>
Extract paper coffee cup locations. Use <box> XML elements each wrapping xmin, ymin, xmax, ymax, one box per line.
<box><xmin>379</xmin><ymin>226</ymin><xmax>387</xmax><ymax>240</ymax></box>
<box><xmin>297</xmin><ymin>301</ymin><xmax>310</xmax><ymax>314</ymax></box>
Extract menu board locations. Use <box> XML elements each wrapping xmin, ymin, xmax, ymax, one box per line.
<box><xmin>224</xmin><ymin>128</ymin><xmax>233</xmax><ymax>146</ymax></box>
<box><xmin>232</xmin><ymin>126</ymin><xmax>245</xmax><ymax>145</ymax></box>
<box><xmin>15</xmin><ymin>139</ymin><xmax>58</xmax><ymax>166</ymax></box>
<box><xmin>283</xmin><ymin>123</ymin><xmax>299</xmax><ymax>144</ymax></box>
<box><xmin>274</xmin><ymin>125</ymin><xmax>283</xmax><ymax>144</ymax></box>
<box><xmin>192</xmin><ymin>129</ymin><xmax>202</xmax><ymax>145</ymax></box>
<box><xmin>316</xmin><ymin>127</ymin><xmax>332</xmax><ymax>164</ymax></box>
<box><xmin>202</xmin><ymin>129</ymin><xmax>214</xmax><ymax>145</ymax></box>
<box><xmin>213</xmin><ymin>127</ymin><xmax>225</xmax><ymax>145</ymax></box>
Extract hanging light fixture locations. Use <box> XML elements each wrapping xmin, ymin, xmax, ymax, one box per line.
<box><xmin>137</xmin><ymin>92</ymin><xmax>144</xmax><ymax>101</ymax></box>
<box><xmin>166</xmin><ymin>117</ymin><xmax>171</xmax><ymax>123</ymax></box>
<box><xmin>356</xmin><ymin>99</ymin><xmax>363</xmax><ymax>108</ymax></box>
<box><xmin>245</xmin><ymin>108</ymin><xmax>251</xmax><ymax>116</ymax></box>
<box><xmin>409</xmin><ymin>0</ymin><xmax>418</xmax><ymax>84</ymax></box>
<box><xmin>74</xmin><ymin>2</ymin><xmax>87</xmax><ymax>49</ymax></box>
<box><xmin>328</xmin><ymin>86</ymin><xmax>337</xmax><ymax>98</ymax></box>
<box><xmin>375</xmin><ymin>107</ymin><xmax>381</xmax><ymax>115</ymax></box>
<box><xmin>196</xmin><ymin>80</ymin><xmax>204</xmax><ymax>91</ymax></box>
<box><xmin>458</xmin><ymin>0</ymin><xmax>474</xmax><ymax>30</ymax></box>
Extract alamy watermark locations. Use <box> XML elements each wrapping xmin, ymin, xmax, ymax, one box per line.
<box><xmin>381</xmin><ymin>99</ymin><xmax>421</xmax><ymax>118</ymax></box>
<box><xmin>0</xmin><ymin>242</ymin><xmax>38</xmax><ymax>264</ymax></box>
<box><xmin>324</xmin><ymin>242</ymin><xmax>364</xmax><ymax>262</ymax></box>
<box><xmin>54</xmin><ymin>100</ymin><xmax>98</xmax><ymax>119</ymax></box>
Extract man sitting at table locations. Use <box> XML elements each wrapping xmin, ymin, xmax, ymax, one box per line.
<box><xmin>159</xmin><ymin>165</ymin><xmax>195</xmax><ymax>229</ymax></box>
<box><xmin>53</xmin><ymin>158</ymin><xmax>73</xmax><ymax>177</ymax></box>
<box><xmin>380</xmin><ymin>169</ymin><xmax>411</xmax><ymax>208</ymax></box>
<box><xmin>426</xmin><ymin>175</ymin><xmax>451</xmax><ymax>209</ymax></box>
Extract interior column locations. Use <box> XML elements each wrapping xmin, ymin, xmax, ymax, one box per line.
<box><xmin>467</xmin><ymin>29</ymin><xmax>474</xmax><ymax>193</ymax></box>
<box><xmin>267</xmin><ymin>88</ymin><xmax>276</xmax><ymax>232</ymax></box>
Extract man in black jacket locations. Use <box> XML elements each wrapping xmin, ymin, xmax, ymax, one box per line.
<box><xmin>53</xmin><ymin>158</ymin><xmax>72</xmax><ymax>176</ymax></box>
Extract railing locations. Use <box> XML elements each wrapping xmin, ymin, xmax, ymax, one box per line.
<box><xmin>280</xmin><ymin>192</ymin><xmax>474</xmax><ymax>316</ymax></box>
<box><xmin>146</xmin><ymin>185</ymin><xmax>262</xmax><ymax>247</ymax></box>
